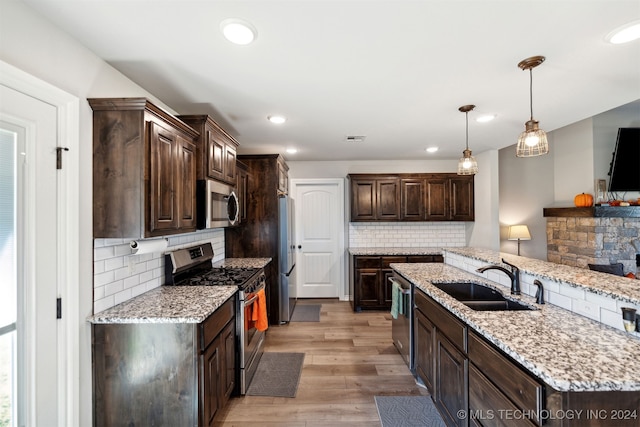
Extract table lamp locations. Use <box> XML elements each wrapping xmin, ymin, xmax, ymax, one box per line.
<box><xmin>508</xmin><ymin>225</ymin><xmax>531</xmax><ymax>256</ymax></box>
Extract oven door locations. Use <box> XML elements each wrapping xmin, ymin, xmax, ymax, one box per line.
<box><xmin>197</xmin><ymin>179</ymin><xmax>239</xmax><ymax>229</ymax></box>
<box><xmin>239</xmin><ymin>281</ymin><xmax>266</xmax><ymax>394</ymax></box>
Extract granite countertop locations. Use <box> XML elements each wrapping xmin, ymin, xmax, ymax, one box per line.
<box><xmin>444</xmin><ymin>247</ymin><xmax>640</xmax><ymax>305</ymax></box>
<box><xmin>212</xmin><ymin>257</ymin><xmax>272</xmax><ymax>269</ymax></box>
<box><xmin>348</xmin><ymin>247</ymin><xmax>443</xmax><ymax>256</ymax></box>
<box><xmin>88</xmin><ymin>285</ymin><xmax>238</xmax><ymax>324</ymax></box>
<box><xmin>392</xmin><ymin>262</ymin><xmax>640</xmax><ymax>392</ymax></box>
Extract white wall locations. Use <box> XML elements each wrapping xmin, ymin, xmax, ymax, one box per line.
<box><xmin>0</xmin><ymin>2</ymin><xmax>181</xmax><ymax>425</ymax></box>
<box><xmin>498</xmin><ymin>142</ymin><xmax>555</xmax><ymax>260</ymax></box>
<box><xmin>553</xmin><ymin>118</ymin><xmax>595</xmax><ymax>204</ymax></box>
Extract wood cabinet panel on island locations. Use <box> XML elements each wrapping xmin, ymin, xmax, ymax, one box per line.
<box><xmin>411</xmin><ymin>284</ymin><xmax>640</xmax><ymax>427</ymax></box>
<box><xmin>92</xmin><ymin>296</ymin><xmax>236</xmax><ymax>427</ymax></box>
<box><xmin>90</xmin><ymin>98</ymin><xmax>199</xmax><ymax>238</ymax></box>
<box><xmin>349</xmin><ymin>173</ymin><xmax>474</xmax><ymax>222</ymax></box>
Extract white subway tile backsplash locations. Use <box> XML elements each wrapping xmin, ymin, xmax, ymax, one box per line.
<box><xmin>559</xmin><ymin>284</ymin><xmax>586</xmax><ymax>300</ymax></box>
<box><xmin>349</xmin><ymin>222</ymin><xmax>466</xmax><ymax>248</ymax></box>
<box><xmin>94</xmin><ymin>246</ymin><xmax>114</xmax><ymax>261</ymax></box>
<box><xmin>93</xmin><ymin>228</ymin><xmax>225</xmax><ymax>313</ymax></box>
<box><xmin>94</xmin><ymin>270</ymin><xmax>115</xmax><ymax>287</ymax></box>
<box><xmin>546</xmin><ymin>291</ymin><xmax>572</xmax><ymax>310</ymax></box>
<box><xmin>585</xmin><ymin>292</ymin><xmax>618</xmax><ymax>311</ymax></box>
<box><xmin>114</xmin><ymin>288</ymin><xmax>132</xmax><ymax>306</ymax></box>
<box><xmin>572</xmin><ymin>299</ymin><xmax>600</xmax><ymax>321</ymax></box>
<box><xmin>94</xmin><ymin>295</ymin><xmax>115</xmax><ymax>313</ymax></box>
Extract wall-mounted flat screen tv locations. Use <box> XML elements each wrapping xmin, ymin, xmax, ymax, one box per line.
<box><xmin>607</xmin><ymin>127</ymin><xmax>640</xmax><ymax>192</ymax></box>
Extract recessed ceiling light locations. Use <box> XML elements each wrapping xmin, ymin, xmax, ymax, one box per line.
<box><xmin>606</xmin><ymin>20</ymin><xmax>640</xmax><ymax>44</ymax></box>
<box><xmin>220</xmin><ymin>18</ymin><xmax>257</xmax><ymax>45</ymax></box>
<box><xmin>267</xmin><ymin>115</ymin><xmax>286</xmax><ymax>124</ymax></box>
<box><xmin>476</xmin><ymin>114</ymin><xmax>496</xmax><ymax>123</ymax></box>
<box><xmin>286</xmin><ymin>148</ymin><xmax>298</xmax><ymax>154</ymax></box>
<box><xmin>426</xmin><ymin>146</ymin><xmax>438</xmax><ymax>153</ymax></box>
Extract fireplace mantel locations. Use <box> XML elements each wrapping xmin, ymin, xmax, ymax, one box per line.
<box><xmin>543</xmin><ymin>206</ymin><xmax>640</xmax><ymax>218</ymax></box>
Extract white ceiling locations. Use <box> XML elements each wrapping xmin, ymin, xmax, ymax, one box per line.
<box><xmin>22</xmin><ymin>0</ymin><xmax>640</xmax><ymax>162</ymax></box>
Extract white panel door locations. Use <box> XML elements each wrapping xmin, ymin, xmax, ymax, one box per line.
<box><xmin>293</xmin><ymin>180</ymin><xmax>344</xmax><ymax>298</ymax></box>
<box><xmin>0</xmin><ymin>84</ymin><xmax>59</xmax><ymax>427</ymax></box>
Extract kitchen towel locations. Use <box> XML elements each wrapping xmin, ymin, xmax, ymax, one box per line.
<box><xmin>391</xmin><ymin>280</ymin><xmax>401</xmax><ymax>319</ymax></box>
<box><xmin>252</xmin><ymin>288</ymin><xmax>269</xmax><ymax>331</ymax></box>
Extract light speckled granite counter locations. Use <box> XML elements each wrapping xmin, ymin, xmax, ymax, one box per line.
<box><xmin>445</xmin><ymin>247</ymin><xmax>640</xmax><ymax>305</ymax></box>
<box><xmin>348</xmin><ymin>247</ymin><xmax>442</xmax><ymax>256</ymax></box>
<box><xmin>88</xmin><ymin>285</ymin><xmax>237</xmax><ymax>324</ymax></box>
<box><xmin>212</xmin><ymin>257</ymin><xmax>272</xmax><ymax>269</ymax></box>
<box><xmin>392</xmin><ymin>262</ymin><xmax>640</xmax><ymax>392</ymax></box>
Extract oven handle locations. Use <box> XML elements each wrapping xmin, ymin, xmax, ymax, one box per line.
<box><xmin>244</xmin><ymin>282</ymin><xmax>266</xmax><ymax>306</ymax></box>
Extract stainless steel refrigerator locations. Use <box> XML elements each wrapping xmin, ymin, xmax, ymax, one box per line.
<box><xmin>278</xmin><ymin>195</ymin><xmax>297</xmax><ymax>323</ymax></box>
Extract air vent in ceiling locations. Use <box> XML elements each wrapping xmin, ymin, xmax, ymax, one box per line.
<box><xmin>345</xmin><ymin>135</ymin><xmax>366</xmax><ymax>143</ymax></box>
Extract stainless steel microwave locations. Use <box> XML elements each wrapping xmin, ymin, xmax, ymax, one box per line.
<box><xmin>197</xmin><ymin>179</ymin><xmax>239</xmax><ymax>229</ymax></box>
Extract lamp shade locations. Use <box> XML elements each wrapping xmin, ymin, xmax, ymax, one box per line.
<box><xmin>508</xmin><ymin>225</ymin><xmax>531</xmax><ymax>241</ymax></box>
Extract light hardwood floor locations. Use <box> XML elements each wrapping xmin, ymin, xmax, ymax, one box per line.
<box><xmin>215</xmin><ymin>299</ymin><xmax>428</xmax><ymax>426</ymax></box>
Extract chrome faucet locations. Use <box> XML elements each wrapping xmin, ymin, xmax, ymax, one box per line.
<box><xmin>476</xmin><ymin>258</ymin><xmax>521</xmax><ymax>295</ymax></box>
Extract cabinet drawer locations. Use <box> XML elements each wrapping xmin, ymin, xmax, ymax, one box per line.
<box><xmin>415</xmin><ymin>290</ymin><xmax>467</xmax><ymax>353</ymax></box>
<box><xmin>201</xmin><ymin>296</ymin><xmax>235</xmax><ymax>351</ymax></box>
<box><xmin>468</xmin><ymin>331</ymin><xmax>543</xmax><ymax>424</ymax></box>
<box><xmin>355</xmin><ymin>256</ymin><xmax>381</xmax><ymax>269</ymax></box>
<box><xmin>469</xmin><ymin>364</ymin><xmax>537</xmax><ymax>427</ymax></box>
<box><xmin>382</xmin><ymin>256</ymin><xmax>407</xmax><ymax>268</ymax></box>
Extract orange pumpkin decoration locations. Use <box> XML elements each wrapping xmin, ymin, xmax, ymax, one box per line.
<box><xmin>574</xmin><ymin>193</ymin><xmax>594</xmax><ymax>207</ymax></box>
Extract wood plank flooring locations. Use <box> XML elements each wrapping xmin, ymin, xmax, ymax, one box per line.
<box><xmin>214</xmin><ymin>299</ymin><xmax>428</xmax><ymax>426</ymax></box>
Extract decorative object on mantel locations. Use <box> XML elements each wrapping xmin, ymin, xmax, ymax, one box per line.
<box><xmin>457</xmin><ymin>104</ymin><xmax>478</xmax><ymax>175</ymax></box>
<box><xmin>516</xmin><ymin>55</ymin><xmax>549</xmax><ymax>157</ymax></box>
<box><xmin>573</xmin><ymin>193</ymin><xmax>594</xmax><ymax>207</ymax></box>
<box><xmin>508</xmin><ymin>224</ymin><xmax>531</xmax><ymax>256</ymax></box>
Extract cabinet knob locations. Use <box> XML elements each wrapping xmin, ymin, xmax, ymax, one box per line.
<box><xmin>298</xmin><ymin>245</ymin><xmax>302</xmax><ymax>249</ymax></box>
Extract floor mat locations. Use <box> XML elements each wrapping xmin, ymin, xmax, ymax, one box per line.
<box><xmin>375</xmin><ymin>395</ymin><xmax>446</xmax><ymax>427</ymax></box>
<box><xmin>246</xmin><ymin>352</ymin><xmax>305</xmax><ymax>398</ymax></box>
<box><xmin>290</xmin><ymin>304</ymin><xmax>321</xmax><ymax>322</ymax></box>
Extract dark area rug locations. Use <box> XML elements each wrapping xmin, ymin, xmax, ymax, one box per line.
<box><xmin>246</xmin><ymin>352</ymin><xmax>305</xmax><ymax>397</ymax></box>
<box><xmin>290</xmin><ymin>304</ymin><xmax>321</xmax><ymax>322</ymax></box>
<box><xmin>375</xmin><ymin>396</ymin><xmax>447</xmax><ymax>427</ymax></box>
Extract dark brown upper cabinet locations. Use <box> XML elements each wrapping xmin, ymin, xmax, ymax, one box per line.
<box><xmin>90</xmin><ymin>98</ymin><xmax>199</xmax><ymax>238</ymax></box>
<box><xmin>178</xmin><ymin>115</ymin><xmax>239</xmax><ymax>186</ymax></box>
<box><xmin>349</xmin><ymin>173</ymin><xmax>474</xmax><ymax>222</ymax></box>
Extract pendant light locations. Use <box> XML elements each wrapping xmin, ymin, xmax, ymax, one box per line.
<box><xmin>457</xmin><ymin>104</ymin><xmax>478</xmax><ymax>175</ymax></box>
<box><xmin>516</xmin><ymin>55</ymin><xmax>548</xmax><ymax>157</ymax></box>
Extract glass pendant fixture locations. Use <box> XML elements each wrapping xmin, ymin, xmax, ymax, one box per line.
<box><xmin>516</xmin><ymin>56</ymin><xmax>548</xmax><ymax>157</ymax></box>
<box><xmin>457</xmin><ymin>104</ymin><xmax>478</xmax><ymax>175</ymax></box>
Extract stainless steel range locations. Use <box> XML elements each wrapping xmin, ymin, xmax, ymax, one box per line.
<box><xmin>165</xmin><ymin>242</ymin><xmax>266</xmax><ymax>395</ymax></box>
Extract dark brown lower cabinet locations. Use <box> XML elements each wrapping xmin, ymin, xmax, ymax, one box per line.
<box><xmin>436</xmin><ymin>330</ymin><xmax>468</xmax><ymax>427</ymax></box>
<box><xmin>92</xmin><ymin>296</ymin><xmax>236</xmax><ymax>427</ymax></box>
<box><xmin>414</xmin><ymin>307</ymin><xmax>435</xmax><ymax>393</ymax></box>
<box><xmin>413</xmin><ymin>288</ymin><xmax>640</xmax><ymax>427</ymax></box>
<box><xmin>351</xmin><ymin>254</ymin><xmax>443</xmax><ymax>311</ymax></box>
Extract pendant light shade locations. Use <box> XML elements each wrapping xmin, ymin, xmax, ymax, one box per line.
<box><xmin>516</xmin><ymin>56</ymin><xmax>548</xmax><ymax>157</ymax></box>
<box><xmin>457</xmin><ymin>104</ymin><xmax>478</xmax><ymax>175</ymax></box>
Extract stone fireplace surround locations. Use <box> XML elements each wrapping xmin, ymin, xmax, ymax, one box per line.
<box><xmin>544</xmin><ymin>206</ymin><xmax>640</xmax><ymax>275</ymax></box>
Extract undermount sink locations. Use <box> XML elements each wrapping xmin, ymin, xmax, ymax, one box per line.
<box><xmin>432</xmin><ymin>282</ymin><xmax>535</xmax><ymax>311</ymax></box>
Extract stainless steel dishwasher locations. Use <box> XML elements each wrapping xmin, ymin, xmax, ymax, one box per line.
<box><xmin>390</xmin><ymin>274</ymin><xmax>413</xmax><ymax>371</ymax></box>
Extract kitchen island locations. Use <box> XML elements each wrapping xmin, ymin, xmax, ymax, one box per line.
<box><xmin>392</xmin><ymin>249</ymin><xmax>640</xmax><ymax>427</ymax></box>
